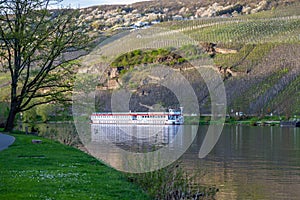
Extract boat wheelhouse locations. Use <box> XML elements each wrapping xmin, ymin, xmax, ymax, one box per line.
<box><xmin>91</xmin><ymin>108</ymin><xmax>184</xmax><ymax>125</ymax></box>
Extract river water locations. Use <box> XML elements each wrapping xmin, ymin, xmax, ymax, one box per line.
<box><xmin>185</xmin><ymin>125</ymin><xmax>300</xmax><ymax>200</ymax></box>
<box><xmin>28</xmin><ymin>123</ymin><xmax>300</xmax><ymax>199</ymax></box>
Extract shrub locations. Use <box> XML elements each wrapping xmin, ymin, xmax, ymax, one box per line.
<box><xmin>127</xmin><ymin>162</ymin><xmax>218</xmax><ymax>200</ymax></box>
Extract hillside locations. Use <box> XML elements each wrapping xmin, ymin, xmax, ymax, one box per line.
<box><xmin>90</xmin><ymin>3</ymin><xmax>300</xmax><ymax>116</ymax></box>
<box><xmin>78</xmin><ymin>0</ymin><xmax>297</xmax><ymax>35</ymax></box>
<box><xmin>1</xmin><ymin>1</ymin><xmax>300</xmax><ymax>123</ymax></box>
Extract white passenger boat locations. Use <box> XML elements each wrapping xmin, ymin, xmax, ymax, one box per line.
<box><xmin>91</xmin><ymin>108</ymin><xmax>184</xmax><ymax>125</ymax></box>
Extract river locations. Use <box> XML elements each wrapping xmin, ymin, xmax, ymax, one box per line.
<box><xmin>184</xmin><ymin>125</ymin><xmax>300</xmax><ymax>200</ymax></box>
<box><xmin>24</xmin><ymin>123</ymin><xmax>300</xmax><ymax>199</ymax></box>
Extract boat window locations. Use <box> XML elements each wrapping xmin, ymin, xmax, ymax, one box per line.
<box><xmin>168</xmin><ymin>115</ymin><xmax>175</xmax><ymax>120</ymax></box>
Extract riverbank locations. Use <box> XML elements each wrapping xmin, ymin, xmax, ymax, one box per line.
<box><xmin>185</xmin><ymin>116</ymin><xmax>300</xmax><ymax>126</ymax></box>
<box><xmin>0</xmin><ymin>132</ymin><xmax>150</xmax><ymax>200</ymax></box>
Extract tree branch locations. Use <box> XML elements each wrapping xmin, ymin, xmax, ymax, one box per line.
<box><xmin>20</xmin><ymin>98</ymin><xmax>71</xmax><ymax>112</ymax></box>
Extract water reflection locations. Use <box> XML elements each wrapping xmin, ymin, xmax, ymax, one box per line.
<box><xmin>182</xmin><ymin>126</ymin><xmax>300</xmax><ymax>200</ymax></box>
<box><xmin>91</xmin><ymin>124</ymin><xmax>182</xmax><ymax>152</ymax></box>
<box><xmin>86</xmin><ymin>124</ymin><xmax>198</xmax><ymax>172</ymax></box>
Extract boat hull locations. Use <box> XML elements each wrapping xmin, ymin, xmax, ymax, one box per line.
<box><xmin>90</xmin><ymin>109</ymin><xmax>184</xmax><ymax>125</ymax></box>
<box><xmin>91</xmin><ymin>119</ymin><xmax>183</xmax><ymax>125</ymax></box>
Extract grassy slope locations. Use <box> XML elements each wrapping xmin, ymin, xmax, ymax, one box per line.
<box><xmin>0</xmin><ymin>134</ymin><xmax>150</xmax><ymax>200</ymax></box>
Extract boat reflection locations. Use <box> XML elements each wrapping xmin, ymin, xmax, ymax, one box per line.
<box><xmin>91</xmin><ymin>124</ymin><xmax>183</xmax><ymax>152</ymax></box>
<box><xmin>88</xmin><ymin>124</ymin><xmax>197</xmax><ymax>172</ymax></box>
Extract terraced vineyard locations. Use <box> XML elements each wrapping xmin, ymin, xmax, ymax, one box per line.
<box><xmin>123</xmin><ymin>4</ymin><xmax>300</xmax><ymax>115</ymax></box>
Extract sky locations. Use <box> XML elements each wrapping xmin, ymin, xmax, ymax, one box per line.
<box><xmin>58</xmin><ymin>0</ymin><xmax>149</xmax><ymax>8</ymax></box>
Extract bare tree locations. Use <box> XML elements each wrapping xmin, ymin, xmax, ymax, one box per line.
<box><xmin>0</xmin><ymin>0</ymin><xmax>90</xmax><ymax>131</ymax></box>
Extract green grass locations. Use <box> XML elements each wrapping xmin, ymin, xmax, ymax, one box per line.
<box><xmin>110</xmin><ymin>48</ymin><xmax>186</xmax><ymax>70</ymax></box>
<box><xmin>0</xmin><ymin>134</ymin><xmax>150</xmax><ymax>200</ymax></box>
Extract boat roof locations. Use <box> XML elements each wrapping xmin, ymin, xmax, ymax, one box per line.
<box><xmin>91</xmin><ymin>112</ymin><xmax>181</xmax><ymax>116</ymax></box>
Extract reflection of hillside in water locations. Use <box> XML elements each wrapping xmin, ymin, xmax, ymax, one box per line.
<box><xmin>91</xmin><ymin>124</ymin><xmax>182</xmax><ymax>152</ymax></box>
<box><xmin>181</xmin><ymin>126</ymin><xmax>300</xmax><ymax>200</ymax></box>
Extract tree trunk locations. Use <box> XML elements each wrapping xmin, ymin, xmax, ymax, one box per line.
<box><xmin>4</xmin><ymin>101</ymin><xmax>18</xmax><ymax>132</ymax></box>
